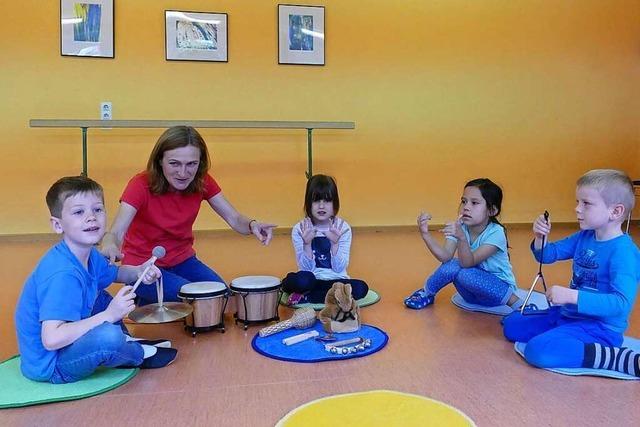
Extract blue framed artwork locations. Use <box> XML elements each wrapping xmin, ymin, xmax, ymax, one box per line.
<box><xmin>60</xmin><ymin>0</ymin><xmax>114</xmax><ymax>58</ymax></box>
<box><xmin>278</xmin><ymin>4</ymin><xmax>325</xmax><ymax>65</ymax></box>
<box><xmin>165</xmin><ymin>10</ymin><xmax>228</xmax><ymax>62</ymax></box>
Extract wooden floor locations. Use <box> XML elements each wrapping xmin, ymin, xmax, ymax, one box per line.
<box><xmin>2</xmin><ymin>225</ymin><xmax>640</xmax><ymax>426</ymax></box>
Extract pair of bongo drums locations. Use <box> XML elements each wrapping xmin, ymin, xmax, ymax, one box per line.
<box><xmin>178</xmin><ymin>275</ymin><xmax>281</xmax><ymax>335</ymax></box>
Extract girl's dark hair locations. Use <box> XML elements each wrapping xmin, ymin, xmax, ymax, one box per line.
<box><xmin>304</xmin><ymin>175</ymin><xmax>340</xmax><ymax>221</ymax></box>
<box><xmin>146</xmin><ymin>126</ymin><xmax>211</xmax><ymax>194</ymax></box>
<box><xmin>464</xmin><ymin>178</ymin><xmax>509</xmax><ymax>248</ymax></box>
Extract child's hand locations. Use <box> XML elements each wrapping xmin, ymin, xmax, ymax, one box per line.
<box><xmin>299</xmin><ymin>217</ymin><xmax>316</xmax><ymax>245</ymax></box>
<box><xmin>325</xmin><ymin>218</ymin><xmax>348</xmax><ymax>245</ymax></box>
<box><xmin>533</xmin><ymin>214</ymin><xmax>551</xmax><ymax>239</ymax></box>
<box><xmin>138</xmin><ymin>262</ymin><xmax>161</xmax><ymax>285</ymax></box>
<box><xmin>417</xmin><ymin>212</ymin><xmax>432</xmax><ymax>235</ymax></box>
<box><xmin>441</xmin><ymin>215</ymin><xmax>464</xmax><ymax>240</ymax></box>
<box><xmin>546</xmin><ymin>285</ymin><xmax>578</xmax><ymax>306</ymax></box>
<box><xmin>105</xmin><ymin>286</ymin><xmax>136</xmax><ymax>322</ymax></box>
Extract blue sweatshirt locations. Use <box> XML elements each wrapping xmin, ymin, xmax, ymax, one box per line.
<box><xmin>532</xmin><ymin>230</ymin><xmax>640</xmax><ymax>333</ymax></box>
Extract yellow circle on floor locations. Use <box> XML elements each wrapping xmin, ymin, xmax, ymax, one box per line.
<box><xmin>276</xmin><ymin>390</ymin><xmax>475</xmax><ymax>427</ymax></box>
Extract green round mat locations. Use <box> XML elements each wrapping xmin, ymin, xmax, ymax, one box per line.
<box><xmin>0</xmin><ymin>355</ymin><xmax>138</xmax><ymax>409</ymax></box>
<box><xmin>280</xmin><ymin>289</ymin><xmax>380</xmax><ymax>311</ymax></box>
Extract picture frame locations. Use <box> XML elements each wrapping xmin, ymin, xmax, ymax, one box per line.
<box><xmin>278</xmin><ymin>4</ymin><xmax>325</xmax><ymax>65</ymax></box>
<box><xmin>60</xmin><ymin>0</ymin><xmax>114</xmax><ymax>58</ymax></box>
<box><xmin>165</xmin><ymin>10</ymin><xmax>228</xmax><ymax>62</ymax></box>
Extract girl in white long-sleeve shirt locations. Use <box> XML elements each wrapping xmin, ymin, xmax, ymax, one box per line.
<box><xmin>282</xmin><ymin>175</ymin><xmax>369</xmax><ymax>304</ymax></box>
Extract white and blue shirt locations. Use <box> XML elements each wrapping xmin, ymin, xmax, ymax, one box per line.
<box><xmin>292</xmin><ymin>217</ymin><xmax>352</xmax><ymax>281</ymax></box>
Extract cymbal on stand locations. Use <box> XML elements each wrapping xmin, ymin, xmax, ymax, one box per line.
<box><xmin>128</xmin><ymin>302</ymin><xmax>193</xmax><ymax>324</ymax></box>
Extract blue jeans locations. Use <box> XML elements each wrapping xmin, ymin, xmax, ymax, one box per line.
<box><xmin>135</xmin><ymin>255</ymin><xmax>225</xmax><ymax>305</ymax></box>
<box><xmin>49</xmin><ymin>291</ymin><xmax>143</xmax><ymax>384</ymax></box>
<box><xmin>502</xmin><ymin>306</ymin><xmax>622</xmax><ymax>368</ymax></box>
<box><xmin>93</xmin><ymin>289</ymin><xmax>129</xmax><ymax>334</ymax></box>
<box><xmin>425</xmin><ymin>259</ymin><xmax>513</xmax><ymax>306</ymax></box>
<box><xmin>281</xmin><ymin>271</ymin><xmax>369</xmax><ymax>304</ymax></box>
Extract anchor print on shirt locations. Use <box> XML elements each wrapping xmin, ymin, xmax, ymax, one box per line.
<box><xmin>570</xmin><ymin>248</ymin><xmax>598</xmax><ymax>291</ymax></box>
<box><xmin>311</xmin><ymin>236</ymin><xmax>332</xmax><ymax>269</ymax></box>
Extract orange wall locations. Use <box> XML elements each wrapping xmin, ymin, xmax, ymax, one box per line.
<box><xmin>1</xmin><ymin>0</ymin><xmax>639</xmax><ymax>235</ymax></box>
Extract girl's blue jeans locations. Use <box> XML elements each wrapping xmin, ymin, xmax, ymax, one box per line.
<box><xmin>425</xmin><ymin>259</ymin><xmax>513</xmax><ymax>306</ymax></box>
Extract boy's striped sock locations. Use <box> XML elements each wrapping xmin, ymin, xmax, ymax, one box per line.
<box><xmin>583</xmin><ymin>343</ymin><xmax>640</xmax><ymax>377</ymax></box>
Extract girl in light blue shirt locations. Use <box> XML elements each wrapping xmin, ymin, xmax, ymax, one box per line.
<box><xmin>405</xmin><ymin>178</ymin><xmax>522</xmax><ymax>310</ymax></box>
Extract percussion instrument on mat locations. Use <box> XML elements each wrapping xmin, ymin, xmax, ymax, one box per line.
<box><xmin>128</xmin><ymin>302</ymin><xmax>193</xmax><ymax>323</ymax></box>
<box><xmin>129</xmin><ymin>276</ymin><xmax>193</xmax><ymax>324</ymax></box>
<box><xmin>259</xmin><ymin>307</ymin><xmax>316</xmax><ymax>337</ymax></box>
<box><xmin>179</xmin><ymin>281</ymin><xmax>229</xmax><ymax>336</ymax></box>
<box><xmin>229</xmin><ymin>275</ymin><xmax>281</xmax><ymax>329</ymax></box>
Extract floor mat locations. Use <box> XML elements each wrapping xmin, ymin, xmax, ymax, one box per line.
<box><xmin>280</xmin><ymin>289</ymin><xmax>380</xmax><ymax>310</ymax></box>
<box><xmin>514</xmin><ymin>336</ymin><xmax>640</xmax><ymax>380</ymax></box>
<box><xmin>252</xmin><ymin>321</ymin><xmax>388</xmax><ymax>363</ymax></box>
<box><xmin>276</xmin><ymin>389</ymin><xmax>475</xmax><ymax>426</ymax></box>
<box><xmin>0</xmin><ymin>355</ymin><xmax>138</xmax><ymax>409</ymax></box>
<box><xmin>451</xmin><ymin>289</ymin><xmax>549</xmax><ymax>316</ymax></box>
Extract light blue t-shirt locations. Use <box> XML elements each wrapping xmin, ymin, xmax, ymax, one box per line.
<box><xmin>15</xmin><ymin>240</ymin><xmax>118</xmax><ymax>381</ymax></box>
<box><xmin>532</xmin><ymin>230</ymin><xmax>640</xmax><ymax>333</ymax></box>
<box><xmin>447</xmin><ymin>222</ymin><xmax>516</xmax><ymax>287</ymax></box>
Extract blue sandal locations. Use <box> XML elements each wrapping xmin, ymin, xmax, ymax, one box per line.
<box><xmin>404</xmin><ymin>289</ymin><xmax>434</xmax><ymax>310</ymax></box>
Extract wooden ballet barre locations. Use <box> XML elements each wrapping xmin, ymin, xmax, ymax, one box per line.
<box><xmin>29</xmin><ymin>119</ymin><xmax>356</xmax><ymax>178</ymax></box>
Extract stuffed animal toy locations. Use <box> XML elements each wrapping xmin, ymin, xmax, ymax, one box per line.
<box><xmin>318</xmin><ymin>282</ymin><xmax>360</xmax><ymax>334</ymax></box>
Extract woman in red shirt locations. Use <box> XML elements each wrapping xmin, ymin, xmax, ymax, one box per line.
<box><xmin>100</xmin><ymin>126</ymin><xmax>276</xmax><ymax>304</ymax></box>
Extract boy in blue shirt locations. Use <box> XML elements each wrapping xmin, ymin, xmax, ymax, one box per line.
<box><xmin>503</xmin><ymin>169</ymin><xmax>640</xmax><ymax>376</ymax></box>
<box><xmin>15</xmin><ymin>176</ymin><xmax>176</xmax><ymax>383</ymax></box>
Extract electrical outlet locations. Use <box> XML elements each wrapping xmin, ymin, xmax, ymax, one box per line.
<box><xmin>100</xmin><ymin>102</ymin><xmax>112</xmax><ymax>120</ymax></box>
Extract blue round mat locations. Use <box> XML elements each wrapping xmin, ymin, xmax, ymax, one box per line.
<box><xmin>252</xmin><ymin>322</ymin><xmax>389</xmax><ymax>363</ymax></box>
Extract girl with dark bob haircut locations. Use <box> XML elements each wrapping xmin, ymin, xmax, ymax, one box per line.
<box><xmin>282</xmin><ymin>174</ymin><xmax>369</xmax><ymax>304</ymax></box>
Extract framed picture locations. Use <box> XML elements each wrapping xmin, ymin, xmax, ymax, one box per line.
<box><xmin>165</xmin><ymin>10</ymin><xmax>228</xmax><ymax>62</ymax></box>
<box><xmin>60</xmin><ymin>0</ymin><xmax>114</xmax><ymax>58</ymax></box>
<box><xmin>278</xmin><ymin>4</ymin><xmax>325</xmax><ymax>65</ymax></box>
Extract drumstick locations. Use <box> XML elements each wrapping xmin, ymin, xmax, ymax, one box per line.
<box><xmin>157</xmin><ymin>276</ymin><xmax>164</xmax><ymax>307</ymax></box>
<box><xmin>131</xmin><ymin>264</ymin><xmax>153</xmax><ymax>293</ymax></box>
<box><xmin>130</xmin><ymin>246</ymin><xmax>166</xmax><ymax>293</ymax></box>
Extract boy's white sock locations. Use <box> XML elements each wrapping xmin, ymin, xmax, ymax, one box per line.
<box><xmin>126</xmin><ymin>336</ymin><xmax>172</xmax><ymax>348</ymax></box>
<box><xmin>141</xmin><ymin>344</ymin><xmax>158</xmax><ymax>359</ymax></box>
